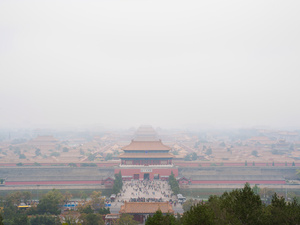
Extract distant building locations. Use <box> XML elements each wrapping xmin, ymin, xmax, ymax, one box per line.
<box><xmin>119</xmin><ymin>140</ymin><xmax>173</xmax><ymax>166</ymax></box>
<box><xmin>119</xmin><ymin>201</ymin><xmax>174</xmax><ymax>223</ymax></box>
<box><xmin>27</xmin><ymin>135</ymin><xmax>59</xmax><ymax>150</ymax></box>
<box><xmin>116</xmin><ymin>126</ymin><xmax>178</xmax><ymax>181</ymax></box>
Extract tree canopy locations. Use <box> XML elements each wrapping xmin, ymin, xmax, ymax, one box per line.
<box><xmin>146</xmin><ymin>183</ymin><xmax>300</xmax><ymax>225</ymax></box>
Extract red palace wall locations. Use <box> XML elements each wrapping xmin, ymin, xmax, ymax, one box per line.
<box><xmin>115</xmin><ymin>168</ymin><xmax>178</xmax><ymax>180</ymax></box>
<box><xmin>190</xmin><ymin>180</ymin><xmax>286</xmax><ymax>185</ymax></box>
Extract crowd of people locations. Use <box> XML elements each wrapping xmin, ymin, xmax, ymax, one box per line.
<box><xmin>118</xmin><ymin>180</ymin><xmax>174</xmax><ymax>202</ymax></box>
<box><xmin>129</xmin><ymin>197</ymin><xmax>164</xmax><ymax>202</ymax></box>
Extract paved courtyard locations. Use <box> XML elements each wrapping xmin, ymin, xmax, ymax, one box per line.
<box><xmin>110</xmin><ymin>180</ymin><xmax>183</xmax><ymax>214</ymax></box>
<box><xmin>119</xmin><ymin>180</ymin><xmax>174</xmax><ymax>202</ymax></box>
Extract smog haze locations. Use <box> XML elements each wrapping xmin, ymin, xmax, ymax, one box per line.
<box><xmin>1</xmin><ymin>0</ymin><xmax>300</xmax><ymax>130</ymax></box>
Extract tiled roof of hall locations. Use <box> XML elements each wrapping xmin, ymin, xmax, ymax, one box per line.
<box><xmin>121</xmin><ymin>140</ymin><xmax>171</xmax><ymax>151</ymax></box>
<box><xmin>119</xmin><ymin>152</ymin><xmax>174</xmax><ymax>159</ymax></box>
<box><xmin>119</xmin><ymin>201</ymin><xmax>174</xmax><ymax>214</ymax></box>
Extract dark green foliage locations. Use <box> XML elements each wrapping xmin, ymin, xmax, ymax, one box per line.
<box><xmin>146</xmin><ymin>210</ymin><xmax>178</xmax><ymax>225</ymax></box>
<box><xmin>2</xmin><ymin>193</ymin><xmax>29</xmax><ymax>225</ymax></box>
<box><xmin>98</xmin><ymin>207</ymin><xmax>110</xmax><ymax>215</ymax></box>
<box><xmin>105</xmin><ymin>153</ymin><xmax>113</xmax><ymax>161</ymax></box>
<box><xmin>30</xmin><ymin>215</ymin><xmax>61</xmax><ymax>225</ymax></box>
<box><xmin>184</xmin><ymin>154</ymin><xmax>191</xmax><ymax>161</ymax></box>
<box><xmin>251</xmin><ymin>150</ymin><xmax>258</xmax><ymax>157</ymax></box>
<box><xmin>81</xmin><ymin>163</ymin><xmax>97</xmax><ymax>167</ymax></box>
<box><xmin>169</xmin><ymin>172</ymin><xmax>179</xmax><ymax>195</ymax></box>
<box><xmin>113</xmin><ymin>171</ymin><xmax>123</xmax><ymax>194</ymax></box>
<box><xmin>117</xmin><ymin>214</ymin><xmax>138</xmax><ymax>225</ymax></box>
<box><xmin>191</xmin><ymin>152</ymin><xmax>197</xmax><ymax>161</ymax></box>
<box><xmin>217</xmin><ymin>183</ymin><xmax>265</xmax><ymax>225</ymax></box>
<box><xmin>206</xmin><ymin>148</ymin><xmax>212</xmax><ymax>155</ymax></box>
<box><xmin>88</xmin><ymin>154</ymin><xmax>96</xmax><ymax>161</ymax></box>
<box><xmin>80</xmin><ymin>205</ymin><xmax>94</xmax><ymax>214</ymax></box>
<box><xmin>19</xmin><ymin>154</ymin><xmax>26</xmax><ymax>159</ymax></box>
<box><xmin>62</xmin><ymin>147</ymin><xmax>69</xmax><ymax>152</ymax></box>
<box><xmin>178</xmin><ymin>183</ymin><xmax>300</xmax><ymax>225</ymax></box>
<box><xmin>50</xmin><ymin>152</ymin><xmax>60</xmax><ymax>157</ymax></box>
<box><xmin>80</xmin><ymin>213</ymin><xmax>104</xmax><ymax>225</ymax></box>
<box><xmin>36</xmin><ymin>189</ymin><xmax>63</xmax><ymax>215</ymax></box>
<box><xmin>35</xmin><ymin>148</ymin><xmax>41</xmax><ymax>156</ymax></box>
<box><xmin>219</xmin><ymin>142</ymin><xmax>226</xmax><ymax>147</ymax></box>
<box><xmin>16</xmin><ymin>162</ymin><xmax>23</xmax><ymax>166</ymax></box>
<box><xmin>266</xmin><ymin>193</ymin><xmax>300</xmax><ymax>225</ymax></box>
<box><xmin>181</xmin><ymin>202</ymin><xmax>215</xmax><ymax>225</ymax></box>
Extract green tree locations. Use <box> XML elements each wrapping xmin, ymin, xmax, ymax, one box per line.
<box><xmin>98</xmin><ymin>207</ymin><xmax>110</xmax><ymax>215</ymax></box>
<box><xmin>266</xmin><ymin>193</ymin><xmax>300</xmax><ymax>225</ymax></box>
<box><xmin>252</xmin><ymin>184</ymin><xmax>260</xmax><ymax>195</ymax></box>
<box><xmin>30</xmin><ymin>215</ymin><xmax>61</xmax><ymax>225</ymax></box>
<box><xmin>218</xmin><ymin>183</ymin><xmax>265</xmax><ymax>225</ymax></box>
<box><xmin>63</xmin><ymin>191</ymin><xmax>73</xmax><ymax>204</ymax></box>
<box><xmin>63</xmin><ymin>212</ymin><xmax>79</xmax><ymax>225</ymax></box>
<box><xmin>19</xmin><ymin>154</ymin><xmax>26</xmax><ymax>159</ymax></box>
<box><xmin>0</xmin><ymin>213</ymin><xmax>3</xmax><ymax>225</ymax></box>
<box><xmin>191</xmin><ymin>152</ymin><xmax>197</xmax><ymax>161</ymax></box>
<box><xmin>35</xmin><ymin>148</ymin><xmax>41</xmax><ymax>156</ymax></box>
<box><xmin>22</xmin><ymin>191</ymin><xmax>32</xmax><ymax>204</ymax></box>
<box><xmin>206</xmin><ymin>148</ymin><xmax>212</xmax><ymax>155</ymax></box>
<box><xmin>80</xmin><ymin>191</ymin><xmax>88</xmax><ymax>202</ymax></box>
<box><xmin>181</xmin><ymin>202</ymin><xmax>215</xmax><ymax>225</ymax></box>
<box><xmin>68</xmin><ymin>163</ymin><xmax>78</xmax><ymax>167</ymax></box>
<box><xmin>184</xmin><ymin>154</ymin><xmax>191</xmax><ymax>161</ymax></box>
<box><xmin>105</xmin><ymin>153</ymin><xmax>113</xmax><ymax>161</ymax></box>
<box><xmin>63</xmin><ymin>147</ymin><xmax>69</xmax><ymax>152</ymax></box>
<box><xmin>37</xmin><ymin>189</ymin><xmax>63</xmax><ymax>215</ymax></box>
<box><xmin>50</xmin><ymin>152</ymin><xmax>60</xmax><ymax>157</ymax></box>
<box><xmin>296</xmin><ymin>169</ymin><xmax>300</xmax><ymax>179</ymax></box>
<box><xmin>90</xmin><ymin>191</ymin><xmax>104</xmax><ymax>211</ymax></box>
<box><xmin>117</xmin><ymin>214</ymin><xmax>138</xmax><ymax>225</ymax></box>
<box><xmin>168</xmin><ymin>172</ymin><xmax>179</xmax><ymax>195</ymax></box>
<box><xmin>88</xmin><ymin>154</ymin><xmax>96</xmax><ymax>161</ymax></box>
<box><xmin>182</xmin><ymin>199</ymin><xmax>198</xmax><ymax>212</ymax></box>
<box><xmin>11</xmin><ymin>214</ymin><xmax>28</xmax><ymax>225</ymax></box>
<box><xmin>146</xmin><ymin>210</ymin><xmax>178</xmax><ymax>225</ymax></box>
<box><xmin>251</xmin><ymin>150</ymin><xmax>258</xmax><ymax>157</ymax></box>
<box><xmin>78</xmin><ymin>205</ymin><xmax>93</xmax><ymax>214</ymax></box>
<box><xmin>113</xmin><ymin>171</ymin><xmax>123</xmax><ymax>194</ymax></box>
<box><xmin>80</xmin><ymin>213</ymin><xmax>104</xmax><ymax>225</ymax></box>
<box><xmin>219</xmin><ymin>142</ymin><xmax>226</xmax><ymax>147</ymax></box>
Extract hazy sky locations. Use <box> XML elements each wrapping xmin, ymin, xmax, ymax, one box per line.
<box><xmin>1</xmin><ymin>0</ymin><xmax>300</xmax><ymax>130</ymax></box>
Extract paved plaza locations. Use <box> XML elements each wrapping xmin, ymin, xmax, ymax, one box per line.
<box><xmin>118</xmin><ymin>180</ymin><xmax>174</xmax><ymax>202</ymax></box>
<box><xmin>109</xmin><ymin>180</ymin><xmax>183</xmax><ymax>214</ymax></box>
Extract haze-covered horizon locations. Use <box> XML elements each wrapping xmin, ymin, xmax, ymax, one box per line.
<box><xmin>1</xmin><ymin>1</ymin><xmax>300</xmax><ymax>130</ymax></box>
